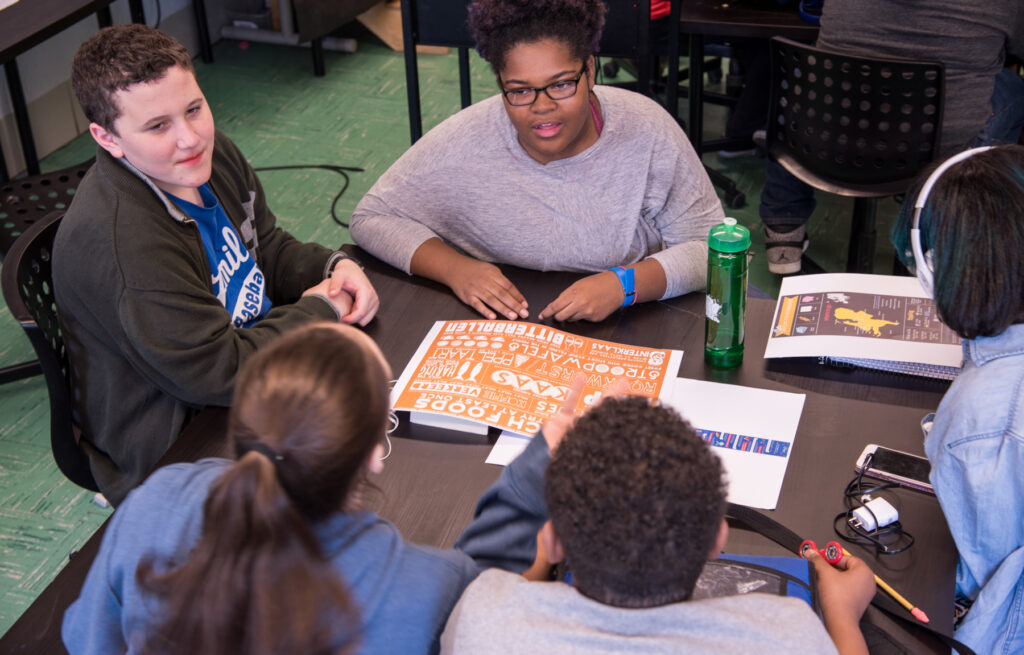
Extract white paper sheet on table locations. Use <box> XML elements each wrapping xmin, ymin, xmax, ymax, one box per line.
<box><xmin>485</xmin><ymin>431</ymin><xmax>533</xmax><ymax>465</ymax></box>
<box><xmin>486</xmin><ymin>377</ymin><xmax>804</xmax><ymax>510</ymax></box>
<box><xmin>664</xmin><ymin>378</ymin><xmax>805</xmax><ymax>510</ymax></box>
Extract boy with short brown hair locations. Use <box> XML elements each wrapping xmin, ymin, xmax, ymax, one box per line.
<box><xmin>55</xmin><ymin>24</ymin><xmax>378</xmax><ymax>504</ymax></box>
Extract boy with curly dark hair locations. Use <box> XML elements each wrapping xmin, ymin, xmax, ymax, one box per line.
<box><xmin>54</xmin><ymin>25</ymin><xmax>379</xmax><ymax>505</ymax></box>
<box><xmin>442</xmin><ymin>396</ymin><xmax>876</xmax><ymax>654</ymax></box>
<box><xmin>351</xmin><ymin>0</ymin><xmax>723</xmax><ymax>323</ymax></box>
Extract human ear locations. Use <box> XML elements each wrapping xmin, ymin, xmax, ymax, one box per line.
<box><xmin>539</xmin><ymin>520</ymin><xmax>566</xmax><ymax>565</ymax></box>
<box><xmin>707</xmin><ymin>519</ymin><xmax>729</xmax><ymax>560</ymax></box>
<box><xmin>366</xmin><ymin>443</ymin><xmax>385</xmax><ymax>475</ymax></box>
<box><xmin>89</xmin><ymin>122</ymin><xmax>124</xmax><ymax>159</ymax></box>
<box><xmin>585</xmin><ymin>55</ymin><xmax>597</xmax><ymax>90</ymax></box>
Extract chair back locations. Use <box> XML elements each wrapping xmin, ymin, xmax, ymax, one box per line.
<box><xmin>0</xmin><ymin>161</ymin><xmax>92</xmax><ymax>259</ymax></box>
<box><xmin>598</xmin><ymin>0</ymin><xmax>651</xmax><ymax>60</ymax></box>
<box><xmin>403</xmin><ymin>0</ymin><xmax>473</xmax><ymax>48</ymax></box>
<box><xmin>1</xmin><ymin>211</ymin><xmax>98</xmax><ymax>491</ymax></box>
<box><xmin>766</xmin><ymin>37</ymin><xmax>944</xmax><ymax>197</ymax></box>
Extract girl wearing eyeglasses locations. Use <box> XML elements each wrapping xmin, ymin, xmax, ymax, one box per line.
<box><xmin>350</xmin><ymin>0</ymin><xmax>723</xmax><ymax>323</ymax></box>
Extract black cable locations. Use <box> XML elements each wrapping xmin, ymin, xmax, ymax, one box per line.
<box><xmin>252</xmin><ymin>164</ymin><xmax>364</xmax><ymax>229</ymax></box>
<box><xmin>833</xmin><ymin>453</ymin><xmax>916</xmax><ymax>556</ymax></box>
<box><xmin>151</xmin><ymin>0</ymin><xmax>162</xmax><ymax>29</ymax></box>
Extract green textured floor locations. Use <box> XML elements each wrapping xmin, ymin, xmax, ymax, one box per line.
<box><xmin>0</xmin><ymin>27</ymin><xmax>901</xmax><ymax>635</ymax></box>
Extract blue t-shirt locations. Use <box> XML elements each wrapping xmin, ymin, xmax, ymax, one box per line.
<box><xmin>171</xmin><ymin>185</ymin><xmax>272</xmax><ymax>327</ymax></box>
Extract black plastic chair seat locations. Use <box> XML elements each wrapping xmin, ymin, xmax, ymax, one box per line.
<box><xmin>768</xmin><ymin>37</ymin><xmax>943</xmax><ymax>190</ymax></box>
<box><xmin>1</xmin><ymin>211</ymin><xmax>99</xmax><ymax>491</ymax></box>
<box><xmin>766</xmin><ymin>37</ymin><xmax>944</xmax><ymax>272</ymax></box>
<box><xmin>0</xmin><ymin>160</ymin><xmax>93</xmax><ymax>259</ymax></box>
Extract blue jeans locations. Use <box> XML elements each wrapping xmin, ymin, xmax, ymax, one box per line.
<box><xmin>971</xmin><ymin>67</ymin><xmax>1024</xmax><ymax>147</ymax></box>
<box><xmin>760</xmin><ymin>67</ymin><xmax>1024</xmax><ymax>232</ymax></box>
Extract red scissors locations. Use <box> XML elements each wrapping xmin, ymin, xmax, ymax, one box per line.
<box><xmin>800</xmin><ymin>539</ymin><xmax>844</xmax><ymax>565</ymax></box>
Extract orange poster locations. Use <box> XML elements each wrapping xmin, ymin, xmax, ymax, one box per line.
<box><xmin>391</xmin><ymin>320</ymin><xmax>683</xmax><ymax>436</ymax></box>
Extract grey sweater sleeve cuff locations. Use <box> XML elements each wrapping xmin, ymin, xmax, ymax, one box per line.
<box><xmin>649</xmin><ymin>240</ymin><xmax>709</xmax><ymax>300</ymax></box>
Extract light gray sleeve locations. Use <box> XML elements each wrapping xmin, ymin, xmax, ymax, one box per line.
<box><xmin>643</xmin><ymin>112</ymin><xmax>724</xmax><ymax>299</ymax></box>
<box><xmin>349</xmin><ymin>152</ymin><xmax>444</xmax><ymax>274</ymax></box>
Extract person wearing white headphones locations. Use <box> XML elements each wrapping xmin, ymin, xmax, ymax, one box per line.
<box><xmin>891</xmin><ymin>144</ymin><xmax>1024</xmax><ymax>655</ymax></box>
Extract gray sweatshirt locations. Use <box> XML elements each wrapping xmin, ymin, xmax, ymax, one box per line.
<box><xmin>350</xmin><ymin>85</ymin><xmax>724</xmax><ymax>299</ymax></box>
<box><xmin>440</xmin><ymin>569</ymin><xmax>839</xmax><ymax>655</ymax></box>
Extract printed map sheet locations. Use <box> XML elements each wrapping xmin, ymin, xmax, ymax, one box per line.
<box><xmin>392</xmin><ymin>320</ymin><xmax>683</xmax><ymax>436</ymax></box>
<box><xmin>764</xmin><ymin>274</ymin><xmax>962</xmax><ymax>377</ymax></box>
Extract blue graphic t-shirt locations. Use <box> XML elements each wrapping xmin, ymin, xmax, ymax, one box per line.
<box><xmin>171</xmin><ymin>185</ymin><xmax>272</xmax><ymax>327</ymax></box>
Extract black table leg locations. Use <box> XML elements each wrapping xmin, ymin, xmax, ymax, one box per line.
<box><xmin>312</xmin><ymin>38</ymin><xmax>325</xmax><ymax>77</ymax></box>
<box><xmin>400</xmin><ymin>0</ymin><xmax>423</xmax><ymax>143</ymax></box>
<box><xmin>0</xmin><ymin>136</ymin><xmax>9</xmax><ymax>182</ymax></box>
<box><xmin>457</xmin><ymin>47</ymin><xmax>471</xmax><ymax>108</ymax></box>
<box><xmin>193</xmin><ymin>0</ymin><xmax>213</xmax><ymax>63</ymax></box>
<box><xmin>128</xmin><ymin>0</ymin><xmax>145</xmax><ymax>24</ymax></box>
<box><xmin>688</xmin><ymin>34</ymin><xmax>705</xmax><ymax>156</ymax></box>
<box><xmin>4</xmin><ymin>60</ymin><xmax>39</xmax><ymax>176</ymax></box>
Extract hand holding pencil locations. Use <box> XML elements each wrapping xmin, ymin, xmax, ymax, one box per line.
<box><xmin>801</xmin><ymin>543</ymin><xmax>931</xmax><ymax>655</ymax></box>
<box><xmin>802</xmin><ymin>547</ymin><xmax>875</xmax><ymax>655</ymax></box>
<box><xmin>840</xmin><ymin>547</ymin><xmax>930</xmax><ymax>624</ymax></box>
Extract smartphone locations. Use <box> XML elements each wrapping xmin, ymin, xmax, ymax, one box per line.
<box><xmin>854</xmin><ymin>444</ymin><xmax>934</xmax><ymax>495</ymax></box>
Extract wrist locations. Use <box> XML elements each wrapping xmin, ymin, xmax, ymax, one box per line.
<box><xmin>610</xmin><ymin>266</ymin><xmax>637</xmax><ymax>308</ymax></box>
<box><xmin>302</xmin><ymin>292</ymin><xmax>344</xmax><ymax>321</ymax></box>
<box><xmin>326</xmin><ymin>251</ymin><xmax>363</xmax><ymax>278</ymax></box>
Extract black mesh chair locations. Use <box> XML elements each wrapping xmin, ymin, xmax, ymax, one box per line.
<box><xmin>766</xmin><ymin>37</ymin><xmax>944</xmax><ymax>272</ymax></box>
<box><xmin>1</xmin><ymin>211</ymin><xmax>99</xmax><ymax>491</ymax></box>
<box><xmin>1</xmin><ymin>160</ymin><xmax>93</xmax><ymax>384</ymax></box>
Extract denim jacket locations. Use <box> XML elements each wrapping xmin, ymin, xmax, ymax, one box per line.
<box><xmin>923</xmin><ymin>323</ymin><xmax>1024</xmax><ymax>655</ymax></box>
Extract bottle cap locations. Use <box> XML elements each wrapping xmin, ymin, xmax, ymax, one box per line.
<box><xmin>708</xmin><ymin>217</ymin><xmax>751</xmax><ymax>253</ymax></box>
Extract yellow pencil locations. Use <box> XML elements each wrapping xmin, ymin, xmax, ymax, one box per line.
<box><xmin>841</xmin><ymin>548</ymin><xmax>929</xmax><ymax>623</ymax></box>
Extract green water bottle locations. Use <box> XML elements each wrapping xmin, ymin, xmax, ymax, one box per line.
<box><xmin>705</xmin><ymin>217</ymin><xmax>750</xmax><ymax>369</ymax></box>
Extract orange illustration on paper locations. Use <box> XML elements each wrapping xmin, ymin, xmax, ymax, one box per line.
<box><xmin>391</xmin><ymin>320</ymin><xmax>683</xmax><ymax>436</ymax></box>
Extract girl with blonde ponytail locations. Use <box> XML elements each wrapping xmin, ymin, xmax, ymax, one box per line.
<box><xmin>64</xmin><ymin>323</ymin><xmax>558</xmax><ymax>654</ymax></box>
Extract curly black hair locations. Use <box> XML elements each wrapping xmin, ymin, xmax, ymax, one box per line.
<box><xmin>467</xmin><ymin>0</ymin><xmax>606</xmax><ymax>73</ymax></box>
<box><xmin>545</xmin><ymin>396</ymin><xmax>728</xmax><ymax>608</ymax></box>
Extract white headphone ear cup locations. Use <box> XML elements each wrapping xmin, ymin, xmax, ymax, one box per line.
<box><xmin>916</xmin><ymin>249</ymin><xmax>935</xmax><ymax>298</ymax></box>
<box><xmin>909</xmin><ymin>146</ymin><xmax>993</xmax><ymax>299</ymax></box>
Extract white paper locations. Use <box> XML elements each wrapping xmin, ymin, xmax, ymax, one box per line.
<box><xmin>763</xmin><ymin>273</ymin><xmax>962</xmax><ymax>369</ymax></box>
<box><xmin>664</xmin><ymin>378</ymin><xmax>805</xmax><ymax>510</ymax></box>
<box><xmin>485</xmin><ymin>431</ymin><xmax>533</xmax><ymax>465</ymax></box>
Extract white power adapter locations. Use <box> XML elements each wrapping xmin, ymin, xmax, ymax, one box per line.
<box><xmin>850</xmin><ymin>496</ymin><xmax>898</xmax><ymax>532</ymax></box>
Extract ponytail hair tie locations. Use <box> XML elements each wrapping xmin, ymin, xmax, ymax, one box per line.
<box><xmin>239</xmin><ymin>441</ymin><xmax>286</xmax><ymax>471</ymax></box>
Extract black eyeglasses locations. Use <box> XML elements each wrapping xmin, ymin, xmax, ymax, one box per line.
<box><xmin>500</xmin><ymin>67</ymin><xmax>587</xmax><ymax>106</ymax></box>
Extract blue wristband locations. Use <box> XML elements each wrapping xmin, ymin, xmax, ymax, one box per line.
<box><xmin>610</xmin><ymin>266</ymin><xmax>637</xmax><ymax>308</ymax></box>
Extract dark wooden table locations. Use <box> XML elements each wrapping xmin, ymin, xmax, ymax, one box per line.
<box><xmin>0</xmin><ymin>0</ymin><xmax>142</xmax><ymax>180</ymax></box>
<box><xmin>0</xmin><ymin>0</ymin><xmax>214</xmax><ymax>182</ymax></box>
<box><xmin>2</xmin><ymin>247</ymin><xmax>955</xmax><ymax>652</ymax></box>
<box><xmin>680</xmin><ymin>0</ymin><xmax>820</xmax><ymax>158</ymax></box>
